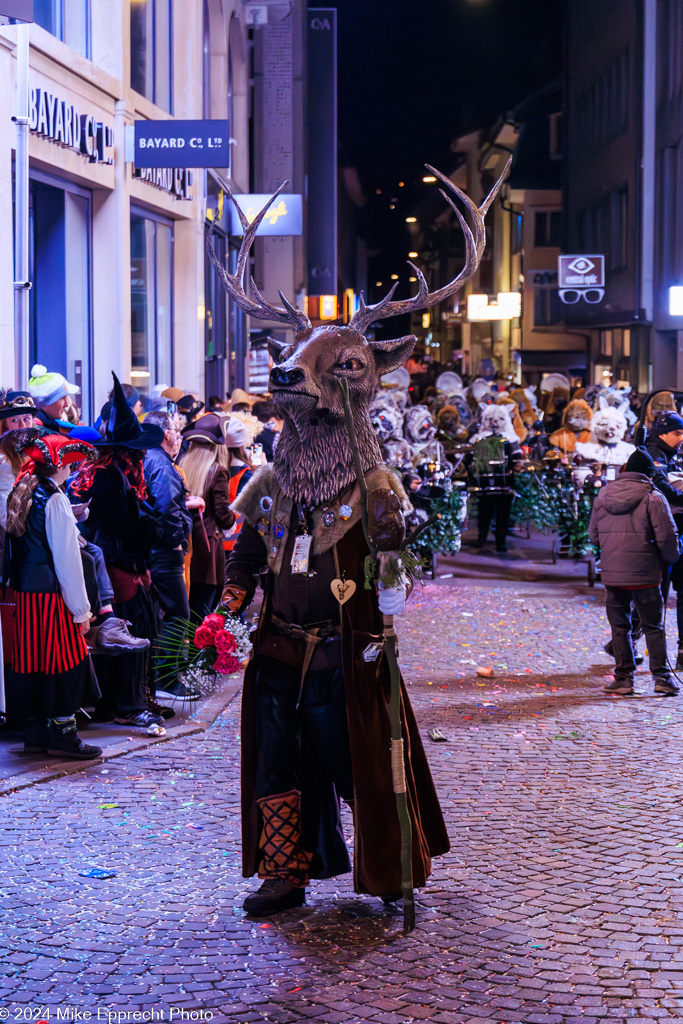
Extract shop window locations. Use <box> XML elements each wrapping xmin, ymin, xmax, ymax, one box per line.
<box><xmin>34</xmin><ymin>0</ymin><xmax>90</xmax><ymax>57</ymax></box>
<box><xmin>130</xmin><ymin>0</ymin><xmax>173</xmax><ymax>112</ymax></box>
<box><xmin>28</xmin><ymin>175</ymin><xmax>92</xmax><ymax>419</ymax></box>
<box><xmin>130</xmin><ymin>210</ymin><xmax>174</xmax><ymax>393</ymax></box>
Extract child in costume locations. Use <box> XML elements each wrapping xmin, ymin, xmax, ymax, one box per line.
<box><xmin>5</xmin><ymin>433</ymin><xmax>102</xmax><ymax>759</ymax></box>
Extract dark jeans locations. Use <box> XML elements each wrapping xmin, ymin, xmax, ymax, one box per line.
<box><xmin>604</xmin><ymin>585</ymin><xmax>670</xmax><ymax>683</ymax></box>
<box><xmin>668</xmin><ymin>554</ymin><xmax>683</xmax><ymax>647</ymax></box>
<box><xmin>80</xmin><ymin>542</ymin><xmax>115</xmax><ymax>614</ymax></box>
<box><xmin>149</xmin><ymin>548</ymin><xmax>190</xmax><ymax>685</ymax></box>
<box><xmin>253</xmin><ymin>656</ymin><xmax>354</xmax><ymax>804</ymax></box>
<box><xmin>478</xmin><ymin>491</ymin><xmax>513</xmax><ymax>548</ymax></box>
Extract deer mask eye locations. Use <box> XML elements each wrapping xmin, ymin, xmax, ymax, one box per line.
<box><xmin>336</xmin><ymin>358</ymin><xmax>364</xmax><ymax>372</ymax></box>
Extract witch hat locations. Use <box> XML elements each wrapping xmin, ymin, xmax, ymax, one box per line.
<box><xmin>96</xmin><ymin>373</ymin><xmax>164</xmax><ymax>449</ymax></box>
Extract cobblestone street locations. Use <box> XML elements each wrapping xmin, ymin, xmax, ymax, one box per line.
<box><xmin>3</xmin><ymin>540</ymin><xmax>683</xmax><ymax>1023</ymax></box>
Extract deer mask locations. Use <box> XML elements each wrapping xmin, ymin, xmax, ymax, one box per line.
<box><xmin>207</xmin><ymin>163</ymin><xmax>508</xmax><ymax>506</ymax></box>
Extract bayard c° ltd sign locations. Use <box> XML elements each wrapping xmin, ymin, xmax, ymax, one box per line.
<box><xmin>133</xmin><ymin>120</ymin><xmax>230</xmax><ymax>168</ymax></box>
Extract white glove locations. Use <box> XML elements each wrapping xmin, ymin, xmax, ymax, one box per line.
<box><xmin>377</xmin><ymin>580</ymin><xmax>407</xmax><ymax>616</ymax></box>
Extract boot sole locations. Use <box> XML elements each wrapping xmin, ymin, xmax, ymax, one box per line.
<box><xmin>46</xmin><ymin>747</ymin><xmax>102</xmax><ymax>760</ymax></box>
<box><xmin>96</xmin><ymin>643</ymin><xmax>151</xmax><ymax>655</ymax></box>
<box><xmin>243</xmin><ymin>891</ymin><xmax>306</xmax><ymax>915</ymax></box>
<box><xmin>603</xmin><ymin>688</ymin><xmax>634</xmax><ymax>695</ymax></box>
<box><xmin>655</xmin><ymin>689</ymin><xmax>679</xmax><ymax>697</ymax></box>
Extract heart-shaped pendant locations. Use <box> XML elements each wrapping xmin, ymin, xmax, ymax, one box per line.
<box><xmin>330</xmin><ymin>578</ymin><xmax>356</xmax><ymax>605</ymax></box>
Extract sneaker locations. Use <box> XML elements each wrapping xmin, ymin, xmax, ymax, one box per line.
<box><xmin>242</xmin><ymin>878</ymin><xmax>306</xmax><ymax>916</ymax></box>
<box><xmin>655</xmin><ymin>678</ymin><xmax>679</xmax><ymax>696</ymax></box>
<box><xmin>155</xmin><ymin>679</ymin><xmax>201</xmax><ymax>701</ymax></box>
<box><xmin>603</xmin><ymin>679</ymin><xmax>634</xmax><ymax>695</ymax></box>
<box><xmin>47</xmin><ymin>719</ymin><xmax>102</xmax><ymax>760</ymax></box>
<box><xmin>89</xmin><ymin>618</ymin><xmax>151</xmax><ymax>655</ymax></box>
<box><xmin>147</xmin><ymin>696</ymin><xmax>176</xmax><ymax>721</ymax></box>
<box><xmin>113</xmin><ymin>709</ymin><xmax>165</xmax><ymax>728</ymax></box>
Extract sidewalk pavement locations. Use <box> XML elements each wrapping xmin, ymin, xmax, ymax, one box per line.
<box><xmin>0</xmin><ymin>675</ymin><xmax>242</xmax><ymax>795</ymax></box>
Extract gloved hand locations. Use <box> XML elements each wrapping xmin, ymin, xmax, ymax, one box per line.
<box><xmin>377</xmin><ymin>580</ymin><xmax>407</xmax><ymax>616</ymax></box>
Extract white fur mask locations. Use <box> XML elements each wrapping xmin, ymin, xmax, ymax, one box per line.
<box><xmin>590</xmin><ymin>407</ymin><xmax>628</xmax><ymax>444</ymax></box>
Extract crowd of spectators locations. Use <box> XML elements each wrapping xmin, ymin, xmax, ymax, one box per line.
<box><xmin>0</xmin><ymin>365</ymin><xmax>279</xmax><ymax>759</ymax></box>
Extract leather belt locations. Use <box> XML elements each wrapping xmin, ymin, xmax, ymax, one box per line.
<box><xmin>271</xmin><ymin>614</ymin><xmax>342</xmax><ymax>710</ymax></box>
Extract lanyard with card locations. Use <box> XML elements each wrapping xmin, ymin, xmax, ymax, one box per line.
<box><xmin>291</xmin><ymin>533</ymin><xmax>312</xmax><ymax>574</ymax></box>
<box><xmin>291</xmin><ymin>502</ymin><xmax>312</xmax><ymax>574</ymax></box>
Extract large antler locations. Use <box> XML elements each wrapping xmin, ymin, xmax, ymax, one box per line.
<box><xmin>347</xmin><ymin>159</ymin><xmax>511</xmax><ymax>337</ymax></box>
<box><xmin>206</xmin><ymin>182</ymin><xmax>312</xmax><ymax>333</ymax></box>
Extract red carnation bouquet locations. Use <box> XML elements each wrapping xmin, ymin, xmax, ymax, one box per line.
<box><xmin>191</xmin><ymin>611</ymin><xmax>253</xmax><ymax>676</ymax></box>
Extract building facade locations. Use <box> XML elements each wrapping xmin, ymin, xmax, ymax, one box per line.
<box><xmin>0</xmin><ymin>0</ymin><xmax>313</xmax><ymax>420</ymax></box>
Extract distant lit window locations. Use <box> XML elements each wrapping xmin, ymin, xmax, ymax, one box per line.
<box><xmin>131</xmin><ymin>0</ymin><xmax>173</xmax><ymax>112</ymax></box>
<box><xmin>34</xmin><ymin>0</ymin><xmax>90</xmax><ymax>57</ymax></box>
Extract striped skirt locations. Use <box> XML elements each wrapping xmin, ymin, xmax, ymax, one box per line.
<box><xmin>7</xmin><ymin>590</ymin><xmax>99</xmax><ymax>722</ymax></box>
<box><xmin>12</xmin><ymin>591</ymin><xmax>89</xmax><ymax>674</ymax></box>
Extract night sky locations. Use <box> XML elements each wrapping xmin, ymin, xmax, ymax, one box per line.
<box><xmin>325</xmin><ymin>0</ymin><xmax>564</xmax><ymax>308</ymax></box>
<box><xmin>330</xmin><ymin>0</ymin><xmax>564</xmax><ymax>189</ymax></box>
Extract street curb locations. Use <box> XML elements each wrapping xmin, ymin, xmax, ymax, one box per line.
<box><xmin>0</xmin><ymin>678</ymin><xmax>242</xmax><ymax>798</ymax></box>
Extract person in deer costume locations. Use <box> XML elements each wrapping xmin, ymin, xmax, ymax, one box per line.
<box><xmin>207</xmin><ymin>165</ymin><xmax>506</xmax><ymax>916</ymax></box>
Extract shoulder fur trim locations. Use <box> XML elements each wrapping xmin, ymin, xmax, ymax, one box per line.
<box><xmin>231</xmin><ymin>464</ymin><xmax>277</xmax><ymax>524</ymax></box>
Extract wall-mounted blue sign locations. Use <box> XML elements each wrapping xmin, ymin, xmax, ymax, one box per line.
<box><xmin>134</xmin><ymin>119</ymin><xmax>229</xmax><ymax>168</ymax></box>
<box><xmin>229</xmin><ymin>194</ymin><xmax>303</xmax><ymax>236</ymax></box>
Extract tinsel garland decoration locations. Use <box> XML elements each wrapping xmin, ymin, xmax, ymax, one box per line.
<box><xmin>418</xmin><ymin>485</ymin><xmax>467</xmax><ymax>556</ymax></box>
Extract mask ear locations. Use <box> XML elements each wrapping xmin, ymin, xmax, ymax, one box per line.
<box><xmin>370</xmin><ymin>335</ymin><xmax>417</xmax><ymax>376</ymax></box>
<box><xmin>268</xmin><ymin>337</ymin><xmax>290</xmax><ymax>363</ymax></box>
<box><xmin>597</xmin><ymin>395</ymin><xmax>609</xmax><ymax>411</ymax></box>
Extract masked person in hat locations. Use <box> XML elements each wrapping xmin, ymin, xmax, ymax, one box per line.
<box><xmin>178</xmin><ymin>414</ymin><xmax>236</xmax><ymax>619</ymax></box>
<box><xmin>0</xmin><ymin>392</ymin><xmax>38</xmax><ymax>527</ymax></box>
<box><xmin>4</xmin><ymin>433</ymin><xmax>103</xmax><ymax>758</ymax></box>
<box><xmin>221</xmin><ymin>415</ymin><xmax>254</xmax><ymax>558</ymax></box>
<box><xmin>71</xmin><ymin>375</ymin><xmax>169</xmax><ymax>727</ymax></box>
<box><xmin>589</xmin><ymin>448</ymin><xmax>680</xmax><ymax>697</ymax></box>
<box><xmin>28</xmin><ymin>364</ymin><xmax>80</xmax><ymax>435</ymax></box>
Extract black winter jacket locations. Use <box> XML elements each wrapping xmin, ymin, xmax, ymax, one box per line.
<box><xmin>645</xmin><ymin>437</ymin><xmax>683</xmax><ymax>510</ymax></box>
<box><xmin>143</xmin><ymin>447</ymin><xmax>192</xmax><ymax>551</ymax></box>
<box><xmin>589</xmin><ymin>472</ymin><xmax>680</xmax><ymax>587</ymax></box>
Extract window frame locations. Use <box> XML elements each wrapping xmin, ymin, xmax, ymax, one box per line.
<box><xmin>130</xmin><ymin>203</ymin><xmax>175</xmax><ymax>390</ymax></box>
<box><xmin>33</xmin><ymin>0</ymin><xmax>91</xmax><ymax>59</ymax></box>
<box><xmin>130</xmin><ymin>0</ymin><xmax>174</xmax><ymax>113</ymax></box>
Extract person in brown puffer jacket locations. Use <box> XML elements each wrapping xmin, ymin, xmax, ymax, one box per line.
<box><xmin>589</xmin><ymin>448</ymin><xmax>680</xmax><ymax>697</ymax></box>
